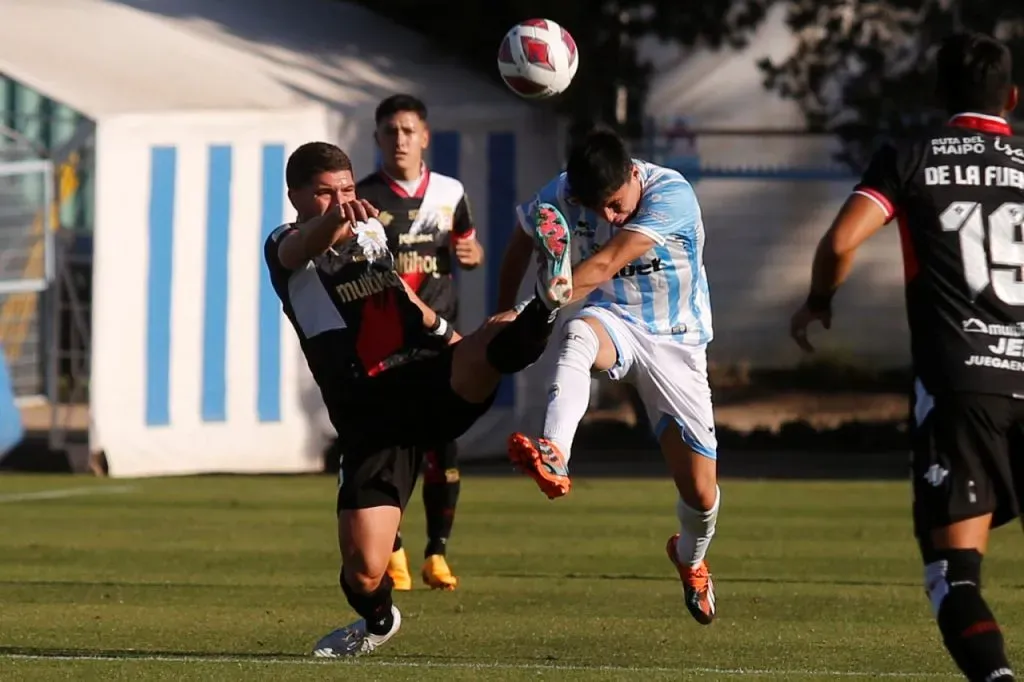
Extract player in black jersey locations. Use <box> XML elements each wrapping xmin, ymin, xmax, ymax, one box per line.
<box><xmin>354</xmin><ymin>94</ymin><xmax>483</xmax><ymax>592</ymax></box>
<box><xmin>791</xmin><ymin>33</ymin><xmax>1021</xmax><ymax>682</ymax></box>
<box><xmin>264</xmin><ymin>141</ymin><xmax>572</xmax><ymax>657</ymax></box>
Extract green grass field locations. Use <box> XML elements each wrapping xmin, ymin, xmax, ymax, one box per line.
<box><xmin>0</xmin><ymin>473</ymin><xmax>1020</xmax><ymax>681</ymax></box>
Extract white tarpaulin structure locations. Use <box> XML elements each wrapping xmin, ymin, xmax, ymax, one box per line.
<box><xmin>0</xmin><ymin>0</ymin><xmax>563</xmax><ymax>476</ymax></box>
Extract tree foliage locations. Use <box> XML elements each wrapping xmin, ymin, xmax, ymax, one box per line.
<box><xmin>760</xmin><ymin>1</ymin><xmax>1024</xmax><ymax>168</ymax></box>
<box><xmin>351</xmin><ymin>0</ymin><xmax>1024</xmax><ymax>169</ymax></box>
<box><xmin>349</xmin><ymin>0</ymin><xmax>769</xmax><ymax>137</ymax></box>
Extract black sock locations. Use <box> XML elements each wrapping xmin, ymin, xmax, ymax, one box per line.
<box><xmin>392</xmin><ymin>531</ymin><xmax>403</xmax><ymax>553</ymax></box>
<box><xmin>933</xmin><ymin>550</ymin><xmax>1014</xmax><ymax>681</ymax></box>
<box><xmin>340</xmin><ymin>569</ymin><xmax>395</xmax><ymax>636</ymax></box>
<box><xmin>422</xmin><ymin>446</ymin><xmax>459</xmax><ymax>557</ymax></box>
<box><xmin>485</xmin><ymin>296</ymin><xmax>558</xmax><ymax>374</ymax></box>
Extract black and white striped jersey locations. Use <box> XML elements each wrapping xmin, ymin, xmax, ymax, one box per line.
<box><xmin>263</xmin><ymin>218</ymin><xmax>440</xmax><ymax>397</ymax></box>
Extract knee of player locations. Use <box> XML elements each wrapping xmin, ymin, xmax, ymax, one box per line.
<box><xmin>344</xmin><ymin>565</ymin><xmax>387</xmax><ymax>595</ymax></box>
<box><xmin>681</xmin><ymin>480</ymin><xmax>719</xmax><ymax>512</ymax></box>
<box><xmin>924</xmin><ymin>548</ymin><xmax>983</xmax><ymax>616</ymax></box>
<box><xmin>560</xmin><ymin>317</ymin><xmax>607</xmax><ymax>371</ymax></box>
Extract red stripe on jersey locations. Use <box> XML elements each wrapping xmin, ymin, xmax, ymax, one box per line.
<box><xmin>379</xmin><ymin>169</ymin><xmax>431</xmax><ymax>199</ymax></box>
<box><xmin>451</xmin><ymin>227</ymin><xmax>476</xmax><ymax>244</ymax></box>
<box><xmin>400</xmin><ymin>271</ymin><xmax>428</xmax><ymax>292</ymax></box>
<box><xmin>854</xmin><ymin>187</ymin><xmax>895</xmax><ymax>221</ymax></box>
<box><xmin>896</xmin><ymin>209</ymin><xmax>919</xmax><ymax>283</ymax></box>
<box><xmin>949</xmin><ymin>114</ymin><xmax>1012</xmax><ymax>137</ymax></box>
<box><xmin>356</xmin><ymin>288</ymin><xmax>406</xmax><ymax>377</ymax></box>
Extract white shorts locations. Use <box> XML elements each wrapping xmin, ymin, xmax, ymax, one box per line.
<box><xmin>579</xmin><ymin>306</ymin><xmax>717</xmax><ymax>460</ymax></box>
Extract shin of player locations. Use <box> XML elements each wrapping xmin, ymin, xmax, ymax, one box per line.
<box><xmin>498</xmin><ymin>129</ymin><xmax>720</xmax><ymax>625</ymax></box>
<box><xmin>267</xmin><ymin>142</ymin><xmax>569</xmax><ymax>657</ymax></box>
<box><xmin>790</xmin><ymin>33</ymin><xmax>1020</xmax><ymax>682</ymax></box>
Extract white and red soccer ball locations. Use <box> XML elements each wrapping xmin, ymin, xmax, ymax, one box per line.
<box><xmin>497</xmin><ymin>19</ymin><xmax>579</xmax><ymax>99</ymax></box>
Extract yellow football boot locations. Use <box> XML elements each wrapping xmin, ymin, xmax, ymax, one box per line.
<box><xmin>421</xmin><ymin>554</ymin><xmax>458</xmax><ymax>591</ymax></box>
<box><xmin>387</xmin><ymin>548</ymin><xmax>413</xmax><ymax>591</ymax></box>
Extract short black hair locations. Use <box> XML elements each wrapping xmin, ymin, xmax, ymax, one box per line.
<box><xmin>375</xmin><ymin>94</ymin><xmax>428</xmax><ymax>125</ymax></box>
<box><xmin>936</xmin><ymin>32</ymin><xmax>1014</xmax><ymax>115</ymax></box>
<box><xmin>565</xmin><ymin>127</ymin><xmax>632</xmax><ymax>207</ymax></box>
<box><xmin>285</xmin><ymin>142</ymin><xmax>352</xmax><ymax>190</ymax></box>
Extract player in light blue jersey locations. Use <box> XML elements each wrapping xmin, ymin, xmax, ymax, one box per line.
<box><xmin>497</xmin><ymin>128</ymin><xmax>720</xmax><ymax>626</ymax></box>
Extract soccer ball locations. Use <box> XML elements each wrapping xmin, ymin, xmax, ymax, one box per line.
<box><xmin>497</xmin><ymin>19</ymin><xmax>579</xmax><ymax>99</ymax></box>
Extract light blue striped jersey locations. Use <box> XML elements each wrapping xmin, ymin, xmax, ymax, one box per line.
<box><xmin>516</xmin><ymin>159</ymin><xmax>712</xmax><ymax>344</ymax></box>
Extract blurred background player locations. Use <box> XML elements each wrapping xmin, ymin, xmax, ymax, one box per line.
<box><xmin>497</xmin><ymin>128</ymin><xmax>721</xmax><ymax>626</ymax></box>
<box><xmin>791</xmin><ymin>33</ymin><xmax>1022</xmax><ymax>682</ymax></box>
<box><xmin>355</xmin><ymin>94</ymin><xmax>484</xmax><ymax>592</ymax></box>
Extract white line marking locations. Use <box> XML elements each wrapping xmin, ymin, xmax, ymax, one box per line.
<box><xmin>0</xmin><ymin>485</ymin><xmax>136</xmax><ymax>504</ymax></box>
<box><xmin>0</xmin><ymin>653</ymin><xmax>958</xmax><ymax>677</ymax></box>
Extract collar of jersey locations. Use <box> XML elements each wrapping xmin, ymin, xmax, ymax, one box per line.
<box><xmin>380</xmin><ymin>164</ymin><xmax>427</xmax><ymax>185</ymax></box>
<box><xmin>949</xmin><ymin>112</ymin><xmax>1012</xmax><ymax>136</ymax></box>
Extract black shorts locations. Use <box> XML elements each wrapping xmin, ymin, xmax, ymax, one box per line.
<box><xmin>911</xmin><ymin>390</ymin><xmax>1024</xmax><ymax>549</ymax></box>
<box><xmin>336</xmin><ymin>446</ymin><xmax>422</xmax><ymax>513</ymax></box>
<box><xmin>332</xmin><ymin>344</ymin><xmax>494</xmax><ymax>511</ymax></box>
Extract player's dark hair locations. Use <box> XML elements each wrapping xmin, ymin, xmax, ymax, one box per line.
<box><xmin>936</xmin><ymin>32</ymin><xmax>1014</xmax><ymax>116</ymax></box>
<box><xmin>565</xmin><ymin>127</ymin><xmax>633</xmax><ymax>207</ymax></box>
<box><xmin>375</xmin><ymin>94</ymin><xmax>428</xmax><ymax>125</ymax></box>
<box><xmin>285</xmin><ymin>142</ymin><xmax>352</xmax><ymax>190</ymax></box>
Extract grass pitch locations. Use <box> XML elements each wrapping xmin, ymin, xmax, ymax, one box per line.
<box><xmin>0</xmin><ymin>472</ymin><xmax>1019</xmax><ymax>680</ymax></box>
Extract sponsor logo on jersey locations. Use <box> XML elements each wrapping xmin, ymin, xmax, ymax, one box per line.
<box><xmin>962</xmin><ymin>318</ymin><xmax>1024</xmax><ymax>337</ymax></box>
<box><xmin>398</xmin><ymin>232</ymin><xmax>435</xmax><ymax>245</ymax></box>
<box><xmin>335</xmin><ymin>269</ymin><xmax>404</xmax><ymax>303</ymax></box>
<box><xmin>995</xmin><ymin>138</ymin><xmax>1024</xmax><ymax>165</ymax></box>
<box><xmin>397</xmin><ymin>250</ymin><xmax>439</xmax><ymax>275</ymax></box>
<box><xmin>931</xmin><ymin>135</ymin><xmax>985</xmax><ymax>155</ymax></box>
<box><xmin>613</xmin><ymin>258</ymin><xmax>665</xmax><ymax>279</ymax></box>
<box><xmin>377</xmin><ymin>211</ymin><xmax>395</xmax><ymax>227</ymax></box>
<box><xmin>985</xmin><ymin>337</ymin><xmax>1024</xmax><ymax>358</ymax></box>
<box><xmin>965</xmin><ymin>354</ymin><xmax>1024</xmax><ymax>371</ymax></box>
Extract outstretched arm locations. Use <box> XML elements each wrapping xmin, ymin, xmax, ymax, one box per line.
<box><xmin>568</xmin><ymin>229</ymin><xmax>656</xmax><ymax>303</ymax></box>
<box><xmin>277</xmin><ymin>200</ymin><xmax>378</xmax><ymax>270</ymax></box>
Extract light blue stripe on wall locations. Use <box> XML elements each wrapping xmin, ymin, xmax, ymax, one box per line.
<box><xmin>257</xmin><ymin>144</ymin><xmax>285</xmax><ymax>423</ymax></box>
<box><xmin>145</xmin><ymin>146</ymin><xmax>176</xmax><ymax>426</ymax></box>
<box><xmin>201</xmin><ymin>145</ymin><xmax>232</xmax><ymax>423</ymax></box>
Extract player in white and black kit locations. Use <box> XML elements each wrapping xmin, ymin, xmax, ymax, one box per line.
<box><xmin>791</xmin><ymin>33</ymin><xmax>1022</xmax><ymax>682</ymax></box>
<box><xmin>264</xmin><ymin>141</ymin><xmax>571</xmax><ymax>657</ymax></box>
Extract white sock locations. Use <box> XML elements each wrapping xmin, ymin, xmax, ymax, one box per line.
<box><xmin>541</xmin><ymin>318</ymin><xmax>599</xmax><ymax>462</ymax></box>
<box><xmin>675</xmin><ymin>486</ymin><xmax>720</xmax><ymax>567</ymax></box>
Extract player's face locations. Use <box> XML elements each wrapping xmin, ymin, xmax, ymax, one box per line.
<box><xmin>288</xmin><ymin>170</ymin><xmax>357</xmax><ymax>221</ymax></box>
<box><xmin>593</xmin><ymin>166</ymin><xmax>643</xmax><ymax>226</ymax></box>
<box><xmin>375</xmin><ymin>112</ymin><xmax>429</xmax><ymax>175</ymax></box>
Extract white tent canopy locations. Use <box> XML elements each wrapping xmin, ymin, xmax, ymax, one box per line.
<box><xmin>0</xmin><ymin>0</ymin><xmax>534</xmax><ymax>124</ymax></box>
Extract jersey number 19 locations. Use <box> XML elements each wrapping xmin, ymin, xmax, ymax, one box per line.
<box><xmin>940</xmin><ymin>200</ymin><xmax>1024</xmax><ymax>305</ymax></box>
